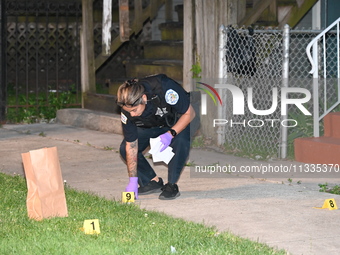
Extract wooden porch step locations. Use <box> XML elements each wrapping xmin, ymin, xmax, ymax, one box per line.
<box><xmin>243</xmin><ymin>0</ymin><xmax>317</xmax><ymax>28</ymax></box>
<box><xmin>159</xmin><ymin>22</ymin><xmax>183</xmax><ymax>41</ymax></box>
<box><xmin>143</xmin><ymin>41</ymin><xmax>183</xmax><ymax>60</ymax></box>
<box><xmin>124</xmin><ymin>59</ymin><xmax>183</xmax><ymax>81</ymax></box>
<box><xmin>107</xmin><ymin>78</ymin><xmax>126</xmax><ymax>96</ymax></box>
<box><xmin>294</xmin><ymin>136</ymin><xmax>340</xmax><ymax>165</ymax></box>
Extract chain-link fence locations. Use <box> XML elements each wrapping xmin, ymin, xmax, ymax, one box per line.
<box><xmin>215</xmin><ymin>25</ymin><xmax>337</xmax><ymax>159</ymax></box>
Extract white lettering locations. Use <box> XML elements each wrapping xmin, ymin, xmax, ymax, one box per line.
<box><xmin>200</xmin><ymin>84</ymin><xmax>312</xmax><ymax>116</ymax></box>
<box><xmin>247</xmin><ymin>119</ymin><xmax>264</xmax><ymax>127</ymax></box>
<box><xmin>247</xmin><ymin>87</ymin><xmax>278</xmax><ymax>115</ymax></box>
<box><xmin>213</xmin><ymin>119</ymin><xmax>228</xmax><ymax>127</ymax></box>
<box><xmin>281</xmin><ymin>88</ymin><xmax>312</xmax><ymax>115</ymax></box>
<box><xmin>230</xmin><ymin>119</ymin><xmax>246</xmax><ymax>127</ymax></box>
<box><xmin>213</xmin><ymin>119</ymin><xmax>298</xmax><ymax>128</ymax></box>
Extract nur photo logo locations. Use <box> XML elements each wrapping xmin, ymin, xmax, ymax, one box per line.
<box><xmin>196</xmin><ymin>81</ymin><xmax>312</xmax><ymax>128</ymax></box>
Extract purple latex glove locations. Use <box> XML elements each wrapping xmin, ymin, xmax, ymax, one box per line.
<box><xmin>125</xmin><ymin>177</ymin><xmax>138</xmax><ymax>199</ymax></box>
<box><xmin>159</xmin><ymin>132</ymin><xmax>173</xmax><ymax>152</ymax></box>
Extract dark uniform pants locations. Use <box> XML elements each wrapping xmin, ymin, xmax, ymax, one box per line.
<box><xmin>119</xmin><ymin>124</ymin><xmax>193</xmax><ymax>186</ymax></box>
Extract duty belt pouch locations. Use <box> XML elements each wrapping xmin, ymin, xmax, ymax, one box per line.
<box><xmin>21</xmin><ymin>147</ymin><xmax>68</xmax><ymax>221</ymax></box>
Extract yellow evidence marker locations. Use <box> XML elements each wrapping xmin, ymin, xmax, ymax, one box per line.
<box><xmin>122</xmin><ymin>192</ymin><xmax>135</xmax><ymax>203</ymax></box>
<box><xmin>83</xmin><ymin>219</ymin><xmax>100</xmax><ymax>234</ymax></box>
<box><xmin>314</xmin><ymin>198</ymin><xmax>338</xmax><ymax>210</ymax></box>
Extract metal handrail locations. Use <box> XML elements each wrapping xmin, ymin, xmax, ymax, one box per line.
<box><xmin>306</xmin><ymin>17</ymin><xmax>340</xmax><ymax>137</ymax></box>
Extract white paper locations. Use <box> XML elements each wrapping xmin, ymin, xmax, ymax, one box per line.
<box><xmin>149</xmin><ymin>137</ymin><xmax>175</xmax><ymax>164</ymax></box>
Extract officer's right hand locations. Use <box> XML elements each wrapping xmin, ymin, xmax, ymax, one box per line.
<box><xmin>125</xmin><ymin>177</ymin><xmax>138</xmax><ymax>199</ymax></box>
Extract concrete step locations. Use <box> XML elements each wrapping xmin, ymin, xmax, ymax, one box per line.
<box><xmin>324</xmin><ymin>112</ymin><xmax>340</xmax><ymax>138</ymax></box>
<box><xmin>143</xmin><ymin>41</ymin><xmax>183</xmax><ymax>60</ymax></box>
<box><xmin>57</xmin><ymin>108</ymin><xmax>123</xmax><ymax>134</ymax></box>
<box><xmin>124</xmin><ymin>59</ymin><xmax>183</xmax><ymax>81</ymax></box>
<box><xmin>83</xmin><ymin>93</ymin><xmax>120</xmax><ymax>114</ymax></box>
<box><xmin>294</xmin><ymin>136</ymin><xmax>340</xmax><ymax>164</ymax></box>
<box><xmin>56</xmin><ymin>108</ymin><xmax>122</xmax><ymax>135</ymax></box>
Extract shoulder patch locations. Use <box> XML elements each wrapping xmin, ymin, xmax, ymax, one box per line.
<box><xmin>121</xmin><ymin>112</ymin><xmax>127</xmax><ymax>124</ymax></box>
<box><xmin>165</xmin><ymin>89</ymin><xmax>179</xmax><ymax>105</ymax></box>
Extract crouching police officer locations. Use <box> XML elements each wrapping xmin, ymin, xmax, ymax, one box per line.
<box><xmin>117</xmin><ymin>74</ymin><xmax>199</xmax><ymax>200</ymax></box>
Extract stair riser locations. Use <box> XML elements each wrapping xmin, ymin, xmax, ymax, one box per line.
<box><xmin>324</xmin><ymin>112</ymin><xmax>340</xmax><ymax>138</ymax></box>
<box><xmin>144</xmin><ymin>44</ymin><xmax>183</xmax><ymax>60</ymax></box>
<box><xmin>295</xmin><ymin>137</ymin><xmax>340</xmax><ymax>164</ymax></box>
<box><xmin>160</xmin><ymin>28</ymin><xmax>183</xmax><ymax>41</ymax></box>
<box><xmin>125</xmin><ymin>64</ymin><xmax>183</xmax><ymax>81</ymax></box>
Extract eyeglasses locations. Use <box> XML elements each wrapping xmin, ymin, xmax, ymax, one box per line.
<box><xmin>116</xmin><ymin>96</ymin><xmax>142</xmax><ymax>107</ymax></box>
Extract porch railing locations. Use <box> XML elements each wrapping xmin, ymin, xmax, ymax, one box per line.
<box><xmin>95</xmin><ymin>0</ymin><xmax>166</xmax><ymax>71</ymax></box>
<box><xmin>306</xmin><ymin>17</ymin><xmax>340</xmax><ymax>137</ymax></box>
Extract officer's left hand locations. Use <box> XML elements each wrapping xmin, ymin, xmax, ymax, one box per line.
<box><xmin>159</xmin><ymin>132</ymin><xmax>173</xmax><ymax>152</ymax></box>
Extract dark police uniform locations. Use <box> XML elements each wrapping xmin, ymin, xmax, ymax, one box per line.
<box><xmin>119</xmin><ymin>74</ymin><xmax>199</xmax><ymax>187</ymax></box>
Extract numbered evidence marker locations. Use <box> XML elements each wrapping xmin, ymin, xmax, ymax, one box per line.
<box><xmin>122</xmin><ymin>192</ymin><xmax>135</xmax><ymax>203</ymax></box>
<box><xmin>83</xmin><ymin>219</ymin><xmax>100</xmax><ymax>234</ymax></box>
<box><xmin>314</xmin><ymin>198</ymin><xmax>338</xmax><ymax>210</ymax></box>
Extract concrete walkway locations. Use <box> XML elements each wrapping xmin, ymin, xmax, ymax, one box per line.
<box><xmin>1</xmin><ymin>121</ymin><xmax>340</xmax><ymax>255</ymax></box>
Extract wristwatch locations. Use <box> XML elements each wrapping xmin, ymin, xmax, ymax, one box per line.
<box><xmin>169</xmin><ymin>129</ymin><xmax>177</xmax><ymax>137</ymax></box>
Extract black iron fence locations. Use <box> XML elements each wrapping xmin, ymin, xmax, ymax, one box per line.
<box><xmin>3</xmin><ymin>0</ymin><xmax>82</xmax><ymax>123</ymax></box>
<box><xmin>0</xmin><ymin>0</ymin><xmax>6</xmax><ymax>123</ymax></box>
<box><xmin>0</xmin><ymin>0</ymin><xmax>147</xmax><ymax>123</ymax></box>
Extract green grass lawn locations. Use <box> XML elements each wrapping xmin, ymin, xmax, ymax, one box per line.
<box><xmin>0</xmin><ymin>173</ymin><xmax>286</xmax><ymax>255</ymax></box>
